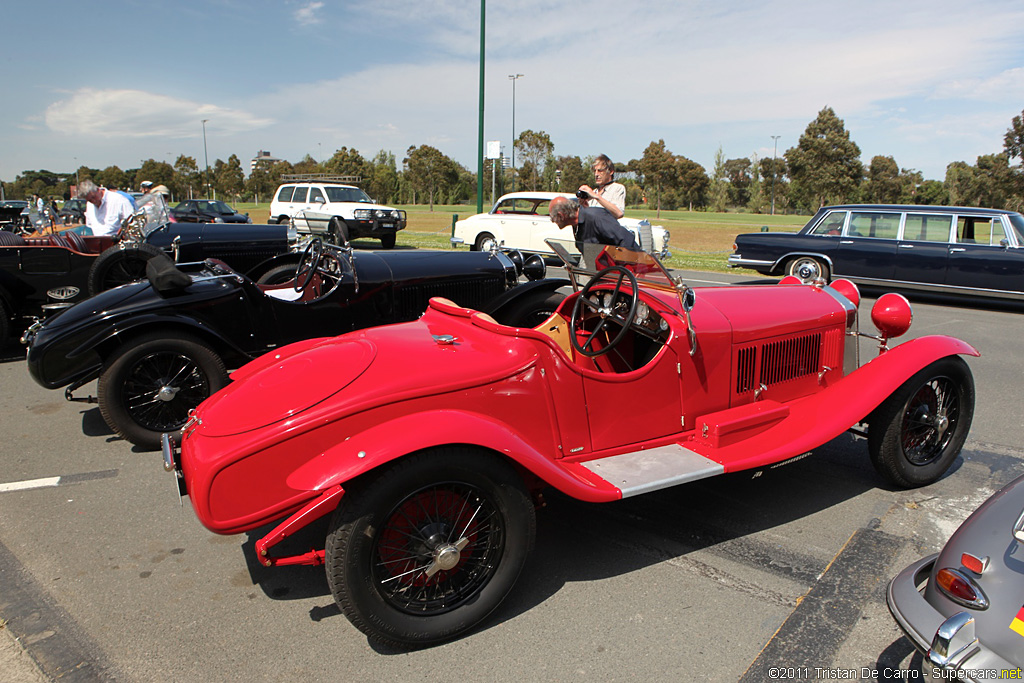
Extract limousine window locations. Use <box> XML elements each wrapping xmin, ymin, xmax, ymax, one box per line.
<box><xmin>956</xmin><ymin>216</ymin><xmax>1001</xmax><ymax>245</ymax></box>
<box><xmin>904</xmin><ymin>213</ymin><xmax>952</xmax><ymax>243</ymax></box>
<box><xmin>848</xmin><ymin>211</ymin><xmax>900</xmax><ymax>239</ymax></box>
<box><xmin>1010</xmin><ymin>214</ymin><xmax>1024</xmax><ymax>242</ymax></box>
<box><xmin>809</xmin><ymin>211</ymin><xmax>845</xmax><ymax>235</ymax></box>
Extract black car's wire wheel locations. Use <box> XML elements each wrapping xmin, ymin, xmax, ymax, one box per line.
<box><xmin>98</xmin><ymin>332</ymin><xmax>228</xmax><ymax>450</ymax></box>
<box><xmin>88</xmin><ymin>242</ymin><xmax>164</xmax><ymax>295</ymax></box>
<box><xmin>868</xmin><ymin>356</ymin><xmax>974</xmax><ymax>488</ymax></box>
<box><xmin>325</xmin><ymin>447</ymin><xmax>535</xmax><ymax>648</ymax></box>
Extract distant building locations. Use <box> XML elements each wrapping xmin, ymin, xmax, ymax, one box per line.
<box><xmin>251</xmin><ymin>150</ymin><xmax>281</xmax><ymax>173</ymax></box>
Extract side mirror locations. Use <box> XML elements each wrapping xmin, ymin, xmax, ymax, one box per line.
<box><xmin>313</xmin><ymin>196</ymin><xmax>325</xmax><ymax>204</ymax></box>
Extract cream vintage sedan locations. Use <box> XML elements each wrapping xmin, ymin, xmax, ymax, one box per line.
<box><xmin>451</xmin><ymin>191</ymin><xmax>670</xmax><ymax>259</ymax></box>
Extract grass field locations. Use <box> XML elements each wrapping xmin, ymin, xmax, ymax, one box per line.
<box><xmin>235</xmin><ymin>202</ymin><xmax>811</xmax><ymax>273</ymax></box>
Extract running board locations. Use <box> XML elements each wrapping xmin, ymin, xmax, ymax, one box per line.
<box><xmin>579</xmin><ymin>444</ymin><xmax>724</xmax><ymax>498</ymax></box>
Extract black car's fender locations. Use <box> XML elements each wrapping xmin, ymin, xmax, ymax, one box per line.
<box><xmin>483</xmin><ymin>278</ymin><xmax>571</xmax><ymax>326</ymax></box>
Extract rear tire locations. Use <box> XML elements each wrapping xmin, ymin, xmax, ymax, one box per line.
<box><xmin>98</xmin><ymin>332</ymin><xmax>229</xmax><ymax>450</ymax></box>
<box><xmin>868</xmin><ymin>356</ymin><xmax>974</xmax><ymax>488</ymax></box>
<box><xmin>786</xmin><ymin>256</ymin><xmax>829</xmax><ymax>284</ymax></box>
<box><xmin>88</xmin><ymin>242</ymin><xmax>164</xmax><ymax>295</ymax></box>
<box><xmin>494</xmin><ymin>290</ymin><xmax>566</xmax><ymax>328</ymax></box>
<box><xmin>325</xmin><ymin>448</ymin><xmax>535</xmax><ymax>648</ymax></box>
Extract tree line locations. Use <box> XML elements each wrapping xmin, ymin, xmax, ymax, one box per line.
<box><xmin>6</xmin><ymin>106</ymin><xmax>1024</xmax><ymax>215</ymax></box>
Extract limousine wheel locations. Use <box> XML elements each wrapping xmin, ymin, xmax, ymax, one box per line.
<box><xmin>787</xmin><ymin>256</ymin><xmax>829</xmax><ymax>284</ymax></box>
<box><xmin>868</xmin><ymin>356</ymin><xmax>974</xmax><ymax>488</ymax></box>
<box><xmin>325</xmin><ymin>447</ymin><xmax>535</xmax><ymax>648</ymax></box>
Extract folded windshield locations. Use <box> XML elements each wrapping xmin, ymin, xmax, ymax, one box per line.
<box><xmin>545</xmin><ymin>238</ymin><xmax>680</xmax><ymax>293</ymax></box>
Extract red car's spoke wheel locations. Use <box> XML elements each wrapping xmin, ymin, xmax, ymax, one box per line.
<box><xmin>98</xmin><ymin>333</ymin><xmax>228</xmax><ymax>450</ymax></box>
<box><xmin>326</xmin><ymin>448</ymin><xmax>535</xmax><ymax>648</ymax></box>
<box><xmin>374</xmin><ymin>484</ymin><xmax>503</xmax><ymax>613</ymax></box>
<box><xmin>868</xmin><ymin>356</ymin><xmax>975</xmax><ymax>488</ymax></box>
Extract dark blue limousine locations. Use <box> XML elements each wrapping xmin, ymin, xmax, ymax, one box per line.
<box><xmin>729</xmin><ymin>204</ymin><xmax>1024</xmax><ymax>299</ymax></box>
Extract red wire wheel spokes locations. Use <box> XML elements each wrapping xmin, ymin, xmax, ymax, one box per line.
<box><xmin>373</xmin><ymin>483</ymin><xmax>504</xmax><ymax>614</ymax></box>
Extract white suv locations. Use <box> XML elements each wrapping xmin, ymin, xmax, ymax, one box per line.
<box><xmin>270</xmin><ymin>180</ymin><xmax>406</xmax><ymax>249</ymax></box>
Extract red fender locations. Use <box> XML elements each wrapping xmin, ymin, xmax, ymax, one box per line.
<box><xmin>689</xmin><ymin>335</ymin><xmax>979</xmax><ymax>472</ymax></box>
<box><xmin>286</xmin><ymin>409</ymin><xmax>622</xmax><ymax>503</ymax></box>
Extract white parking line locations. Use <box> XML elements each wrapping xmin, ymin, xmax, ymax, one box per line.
<box><xmin>0</xmin><ymin>477</ymin><xmax>61</xmax><ymax>493</ymax></box>
<box><xmin>0</xmin><ymin>470</ymin><xmax>118</xmax><ymax>494</ymax></box>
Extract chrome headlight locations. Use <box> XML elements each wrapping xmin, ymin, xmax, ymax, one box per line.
<box><xmin>287</xmin><ymin>224</ymin><xmax>298</xmax><ymax>243</ymax></box>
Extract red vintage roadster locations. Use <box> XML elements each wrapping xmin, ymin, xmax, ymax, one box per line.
<box><xmin>163</xmin><ymin>239</ymin><xmax>977</xmax><ymax>648</ymax></box>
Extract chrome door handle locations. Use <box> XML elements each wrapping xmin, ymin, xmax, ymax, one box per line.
<box><xmin>839</xmin><ymin>240</ymin><xmax>854</xmax><ymax>244</ymax></box>
<box><xmin>898</xmin><ymin>244</ymin><xmax>914</xmax><ymax>249</ymax></box>
<box><xmin>950</xmin><ymin>247</ymin><xmax>966</xmax><ymax>253</ymax></box>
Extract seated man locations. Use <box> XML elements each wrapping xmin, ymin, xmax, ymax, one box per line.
<box><xmin>549</xmin><ymin>196</ymin><xmax>639</xmax><ymax>250</ymax></box>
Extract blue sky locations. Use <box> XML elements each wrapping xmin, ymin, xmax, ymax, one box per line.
<box><xmin>3</xmin><ymin>0</ymin><xmax>1024</xmax><ymax>185</ymax></box>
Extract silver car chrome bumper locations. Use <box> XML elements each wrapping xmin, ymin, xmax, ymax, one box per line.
<box><xmin>887</xmin><ymin>555</ymin><xmax>1019</xmax><ymax>681</ymax></box>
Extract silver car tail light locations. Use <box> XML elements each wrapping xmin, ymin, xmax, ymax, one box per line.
<box><xmin>935</xmin><ymin>567</ymin><xmax>989</xmax><ymax>609</ymax></box>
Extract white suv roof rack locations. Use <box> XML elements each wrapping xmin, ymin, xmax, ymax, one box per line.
<box><xmin>280</xmin><ymin>174</ymin><xmax>362</xmax><ymax>184</ymax></box>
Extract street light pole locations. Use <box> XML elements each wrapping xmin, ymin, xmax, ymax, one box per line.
<box><xmin>508</xmin><ymin>73</ymin><xmax>523</xmax><ymax>192</ymax></box>
<box><xmin>202</xmin><ymin>119</ymin><xmax>211</xmax><ymax>198</ymax></box>
<box><xmin>770</xmin><ymin>135</ymin><xmax>780</xmax><ymax>216</ymax></box>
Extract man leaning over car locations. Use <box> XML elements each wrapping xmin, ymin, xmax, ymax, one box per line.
<box><xmin>549</xmin><ymin>195</ymin><xmax>639</xmax><ymax>250</ymax></box>
<box><xmin>77</xmin><ymin>178</ymin><xmax>134</xmax><ymax>237</ymax></box>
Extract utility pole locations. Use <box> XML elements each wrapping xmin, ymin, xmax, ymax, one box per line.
<box><xmin>508</xmin><ymin>73</ymin><xmax>523</xmax><ymax>192</ymax></box>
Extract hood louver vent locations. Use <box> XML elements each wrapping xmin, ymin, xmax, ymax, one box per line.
<box><xmin>736</xmin><ymin>331</ymin><xmax>837</xmax><ymax>396</ymax></box>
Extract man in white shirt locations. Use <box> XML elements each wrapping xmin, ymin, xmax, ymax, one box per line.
<box><xmin>77</xmin><ymin>179</ymin><xmax>135</xmax><ymax>237</ymax></box>
<box><xmin>577</xmin><ymin>154</ymin><xmax>626</xmax><ymax>219</ymax></box>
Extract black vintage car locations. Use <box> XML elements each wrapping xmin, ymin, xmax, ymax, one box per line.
<box><xmin>0</xmin><ymin>215</ymin><xmax>297</xmax><ymax>345</ymax></box>
<box><xmin>170</xmin><ymin>199</ymin><xmax>252</xmax><ymax>224</ymax></box>
<box><xmin>728</xmin><ymin>204</ymin><xmax>1024</xmax><ymax>299</ymax></box>
<box><xmin>0</xmin><ymin>200</ymin><xmax>30</xmax><ymax>230</ymax></box>
<box><xmin>24</xmin><ymin>239</ymin><xmax>564</xmax><ymax>450</ymax></box>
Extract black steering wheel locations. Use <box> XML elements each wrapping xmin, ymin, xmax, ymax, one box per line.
<box><xmin>295</xmin><ymin>238</ymin><xmax>324</xmax><ymax>293</ymax></box>
<box><xmin>570</xmin><ymin>266</ymin><xmax>639</xmax><ymax>357</ymax></box>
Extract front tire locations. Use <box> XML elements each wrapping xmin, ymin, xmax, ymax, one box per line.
<box><xmin>97</xmin><ymin>332</ymin><xmax>229</xmax><ymax>450</ymax></box>
<box><xmin>868</xmin><ymin>356</ymin><xmax>974</xmax><ymax>488</ymax></box>
<box><xmin>379</xmin><ymin>233</ymin><xmax>396</xmax><ymax>249</ymax></box>
<box><xmin>786</xmin><ymin>256</ymin><xmax>829</xmax><ymax>284</ymax></box>
<box><xmin>328</xmin><ymin>218</ymin><xmax>349</xmax><ymax>245</ymax></box>
<box><xmin>325</xmin><ymin>448</ymin><xmax>535</xmax><ymax>648</ymax></box>
<box><xmin>473</xmin><ymin>233</ymin><xmax>496</xmax><ymax>252</ymax></box>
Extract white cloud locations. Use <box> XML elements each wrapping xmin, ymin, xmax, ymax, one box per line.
<box><xmin>44</xmin><ymin>89</ymin><xmax>274</xmax><ymax>139</ymax></box>
<box><xmin>294</xmin><ymin>2</ymin><xmax>324</xmax><ymax>26</ymax></box>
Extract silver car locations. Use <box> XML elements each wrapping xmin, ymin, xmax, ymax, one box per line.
<box><xmin>887</xmin><ymin>473</ymin><xmax>1024</xmax><ymax>679</ymax></box>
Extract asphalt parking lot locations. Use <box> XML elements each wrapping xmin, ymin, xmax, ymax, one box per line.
<box><xmin>1</xmin><ymin>269</ymin><xmax>1023</xmax><ymax>682</ymax></box>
